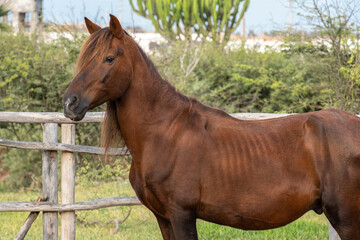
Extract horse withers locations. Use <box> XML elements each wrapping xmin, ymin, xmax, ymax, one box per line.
<box><xmin>63</xmin><ymin>15</ymin><xmax>360</xmax><ymax>239</ymax></box>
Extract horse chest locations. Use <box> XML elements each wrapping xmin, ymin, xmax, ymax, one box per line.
<box><xmin>129</xmin><ymin>162</ymin><xmax>170</xmax><ymax>217</ymax></box>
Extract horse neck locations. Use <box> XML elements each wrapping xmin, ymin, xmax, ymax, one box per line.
<box><xmin>115</xmin><ymin>51</ymin><xmax>188</xmax><ymax>153</ymax></box>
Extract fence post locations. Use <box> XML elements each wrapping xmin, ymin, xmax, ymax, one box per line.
<box><xmin>61</xmin><ymin>124</ymin><xmax>76</xmax><ymax>240</ymax></box>
<box><xmin>42</xmin><ymin>123</ymin><xmax>58</xmax><ymax>240</ymax></box>
<box><xmin>329</xmin><ymin>223</ymin><xmax>341</xmax><ymax>240</ymax></box>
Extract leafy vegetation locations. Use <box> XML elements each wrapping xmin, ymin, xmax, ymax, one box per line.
<box><xmin>153</xmin><ymin>41</ymin><xmax>335</xmax><ymax>114</ymax></box>
<box><xmin>0</xmin><ymin>33</ymin><xmax>71</xmax><ymax>189</ymax></box>
<box><xmin>0</xmin><ymin>33</ymin><xmax>105</xmax><ymax>190</ymax></box>
<box><xmin>0</xmin><ymin>4</ymin><xmax>9</xmax><ymax>31</ymax></box>
<box><xmin>294</xmin><ymin>0</ymin><xmax>360</xmax><ymax>112</ymax></box>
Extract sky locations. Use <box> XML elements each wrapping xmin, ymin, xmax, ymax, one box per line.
<box><xmin>43</xmin><ymin>0</ymin><xmax>300</xmax><ymax>34</ymax></box>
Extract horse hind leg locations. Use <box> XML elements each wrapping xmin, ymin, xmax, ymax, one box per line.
<box><xmin>326</xmin><ymin>208</ymin><xmax>360</xmax><ymax>240</ymax></box>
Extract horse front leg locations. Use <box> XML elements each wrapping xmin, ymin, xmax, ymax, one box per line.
<box><xmin>170</xmin><ymin>211</ymin><xmax>198</xmax><ymax>240</ymax></box>
<box><xmin>155</xmin><ymin>214</ymin><xmax>175</xmax><ymax>240</ymax></box>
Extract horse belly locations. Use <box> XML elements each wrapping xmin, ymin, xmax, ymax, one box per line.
<box><xmin>198</xmin><ymin>191</ymin><xmax>316</xmax><ymax>230</ymax></box>
<box><xmin>197</xmin><ymin>167</ymin><xmax>320</xmax><ymax>230</ymax></box>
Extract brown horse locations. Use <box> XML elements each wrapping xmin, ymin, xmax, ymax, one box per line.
<box><xmin>63</xmin><ymin>15</ymin><xmax>360</xmax><ymax>239</ymax></box>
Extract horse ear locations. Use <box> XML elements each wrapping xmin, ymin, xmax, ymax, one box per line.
<box><xmin>109</xmin><ymin>14</ymin><xmax>123</xmax><ymax>38</ymax></box>
<box><xmin>84</xmin><ymin>17</ymin><xmax>101</xmax><ymax>34</ymax></box>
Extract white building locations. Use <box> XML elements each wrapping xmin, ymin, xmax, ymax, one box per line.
<box><xmin>0</xmin><ymin>0</ymin><xmax>43</xmax><ymax>32</ymax></box>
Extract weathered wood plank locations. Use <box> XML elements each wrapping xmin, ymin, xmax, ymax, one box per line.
<box><xmin>0</xmin><ymin>139</ymin><xmax>128</xmax><ymax>156</ymax></box>
<box><xmin>0</xmin><ymin>112</ymin><xmax>104</xmax><ymax>123</ymax></box>
<box><xmin>42</xmin><ymin>123</ymin><xmax>58</xmax><ymax>240</ymax></box>
<box><xmin>0</xmin><ymin>197</ymin><xmax>141</xmax><ymax>212</ymax></box>
<box><xmin>14</xmin><ymin>197</ymin><xmax>46</xmax><ymax>240</ymax></box>
<box><xmin>0</xmin><ymin>111</ymin><xmax>357</xmax><ymax>124</ymax></box>
<box><xmin>61</xmin><ymin>124</ymin><xmax>76</xmax><ymax>240</ymax></box>
<box><xmin>231</xmin><ymin>113</ymin><xmax>292</xmax><ymax>120</ymax></box>
<box><xmin>0</xmin><ymin>111</ymin><xmax>293</xmax><ymax>124</ymax></box>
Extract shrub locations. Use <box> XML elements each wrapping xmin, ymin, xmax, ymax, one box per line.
<box><xmin>152</xmin><ymin>41</ymin><xmax>333</xmax><ymax>114</ymax></box>
<box><xmin>0</xmin><ymin>33</ymin><xmax>99</xmax><ymax>189</ymax></box>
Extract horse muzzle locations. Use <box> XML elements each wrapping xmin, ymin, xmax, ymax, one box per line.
<box><xmin>63</xmin><ymin>93</ymin><xmax>89</xmax><ymax>121</ymax></box>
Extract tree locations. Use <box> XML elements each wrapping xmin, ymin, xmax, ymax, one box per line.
<box><xmin>129</xmin><ymin>0</ymin><xmax>250</xmax><ymax>45</ymax></box>
<box><xmin>0</xmin><ymin>4</ymin><xmax>9</xmax><ymax>31</ymax></box>
<box><xmin>295</xmin><ymin>0</ymin><xmax>360</xmax><ymax>113</ymax></box>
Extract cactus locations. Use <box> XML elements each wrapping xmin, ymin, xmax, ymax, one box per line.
<box><xmin>129</xmin><ymin>0</ymin><xmax>250</xmax><ymax>44</ymax></box>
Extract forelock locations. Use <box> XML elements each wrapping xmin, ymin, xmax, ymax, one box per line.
<box><xmin>76</xmin><ymin>27</ymin><xmax>114</xmax><ymax>73</ymax></box>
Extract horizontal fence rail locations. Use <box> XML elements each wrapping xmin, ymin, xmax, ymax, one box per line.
<box><xmin>0</xmin><ymin>139</ymin><xmax>128</xmax><ymax>155</ymax></box>
<box><xmin>0</xmin><ymin>111</ymin><xmax>292</xmax><ymax>123</ymax></box>
<box><xmin>230</xmin><ymin>112</ymin><xmax>293</xmax><ymax>119</ymax></box>
<box><xmin>0</xmin><ymin>197</ymin><xmax>142</xmax><ymax>212</ymax></box>
<box><xmin>1</xmin><ymin>111</ymin><xmax>357</xmax><ymax>123</ymax></box>
<box><xmin>0</xmin><ymin>112</ymin><xmax>104</xmax><ymax>123</ymax></box>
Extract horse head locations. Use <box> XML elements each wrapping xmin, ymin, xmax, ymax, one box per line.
<box><xmin>63</xmin><ymin>15</ymin><xmax>132</xmax><ymax>121</ymax></box>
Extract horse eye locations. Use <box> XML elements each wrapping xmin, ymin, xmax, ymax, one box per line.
<box><xmin>104</xmin><ymin>56</ymin><xmax>115</xmax><ymax>64</ymax></box>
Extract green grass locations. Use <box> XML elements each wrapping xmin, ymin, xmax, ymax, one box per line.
<box><xmin>0</xmin><ymin>181</ymin><xmax>328</xmax><ymax>239</ymax></box>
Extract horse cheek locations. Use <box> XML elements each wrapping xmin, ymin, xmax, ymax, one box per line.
<box><xmin>112</xmin><ymin>70</ymin><xmax>131</xmax><ymax>98</ymax></box>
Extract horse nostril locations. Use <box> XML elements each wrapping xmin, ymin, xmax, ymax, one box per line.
<box><xmin>71</xmin><ymin>95</ymin><xmax>78</xmax><ymax>104</ymax></box>
<box><xmin>65</xmin><ymin>94</ymin><xmax>79</xmax><ymax>109</ymax></box>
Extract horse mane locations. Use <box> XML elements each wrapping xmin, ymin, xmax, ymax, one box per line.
<box><xmin>101</xmin><ymin>100</ymin><xmax>122</xmax><ymax>156</ymax></box>
<box><xmin>136</xmin><ymin>43</ymin><xmax>162</xmax><ymax>78</ymax></box>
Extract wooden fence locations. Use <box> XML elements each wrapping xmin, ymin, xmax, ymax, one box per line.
<box><xmin>0</xmin><ymin>112</ymin><xmax>340</xmax><ymax>240</ymax></box>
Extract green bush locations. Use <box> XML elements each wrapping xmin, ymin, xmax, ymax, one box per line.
<box><xmin>0</xmin><ymin>33</ymin><xmax>72</xmax><ymax>189</ymax></box>
<box><xmin>152</xmin><ymin>41</ymin><xmax>334</xmax><ymax>114</ymax></box>
<box><xmin>0</xmin><ymin>33</ymin><xmax>99</xmax><ymax>189</ymax></box>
